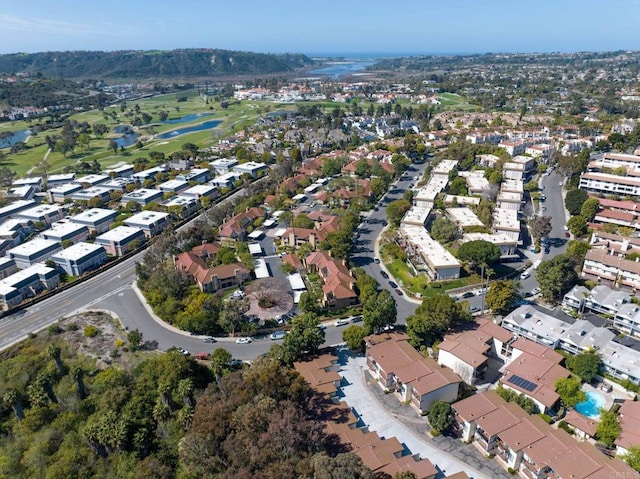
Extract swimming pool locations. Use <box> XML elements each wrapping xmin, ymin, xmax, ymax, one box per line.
<box><xmin>575</xmin><ymin>391</ymin><xmax>605</xmax><ymax>418</ymax></box>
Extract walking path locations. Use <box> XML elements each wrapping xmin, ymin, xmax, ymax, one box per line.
<box><xmin>337</xmin><ymin>348</ymin><xmax>511</xmax><ymax>479</ymax></box>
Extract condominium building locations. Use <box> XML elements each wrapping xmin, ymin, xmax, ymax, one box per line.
<box><xmin>399</xmin><ymin>225</ymin><xmax>461</xmax><ymax>281</ymax></box>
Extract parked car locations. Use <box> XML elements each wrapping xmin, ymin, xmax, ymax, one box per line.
<box><xmin>350</xmin><ymin>315</ymin><xmax>363</xmax><ymax>323</ymax></box>
<box><xmin>531</xmin><ymin>287</ymin><xmax>541</xmax><ymax>296</ymax></box>
<box><xmin>374</xmin><ymin>258</ymin><xmax>380</xmax><ymax>264</ymax></box>
<box><xmin>461</xmin><ymin>291</ymin><xmax>475</xmax><ymax>299</ymax></box>
<box><xmin>203</xmin><ymin>337</ymin><xmax>216</xmax><ymax>343</ymax></box>
<box><xmin>235</xmin><ymin>337</ymin><xmax>252</xmax><ymax>344</ymax></box>
<box><xmin>335</xmin><ymin>318</ymin><xmax>350</xmax><ymax>327</ymax></box>
<box><xmin>381</xmin><ymin>271</ymin><xmax>389</xmax><ymax>279</ymax></box>
<box><xmin>179</xmin><ymin>348</ymin><xmax>190</xmax><ymax>356</ymax></box>
<box><xmin>270</xmin><ymin>330</ymin><xmax>286</xmax><ymax>340</ymax></box>
<box><xmin>389</xmin><ymin>281</ymin><xmax>398</xmax><ymax>288</ymax></box>
<box><xmin>394</xmin><ymin>288</ymin><xmax>403</xmax><ymax>296</ymax></box>
<box><xmin>195</xmin><ymin>352</ymin><xmax>210</xmax><ymax>360</ymax></box>
<box><xmin>564</xmin><ymin>231</ymin><xmax>570</xmax><ymax>238</ymax></box>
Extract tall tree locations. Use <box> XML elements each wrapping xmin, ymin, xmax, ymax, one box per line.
<box><xmin>362</xmin><ymin>290</ymin><xmax>397</xmax><ymax>335</ymax></box>
<box><xmin>528</xmin><ymin>216</ymin><xmax>552</xmax><ymax>242</ymax></box>
<box><xmin>580</xmin><ymin>198</ymin><xmax>600</xmax><ymax>222</ymax></box>
<box><xmin>566</xmin><ymin>350</ymin><xmax>601</xmax><ymax>382</ymax></box>
<box><xmin>406</xmin><ymin>295</ymin><xmax>471</xmax><ymax>347</ymax></box>
<box><xmin>567</xmin><ymin>214</ymin><xmax>588</xmax><ymax>237</ymax></box>
<box><xmin>386</xmin><ymin>199</ymin><xmax>411</xmax><ymax>227</ymax></box>
<box><xmin>280</xmin><ymin>313</ymin><xmax>325</xmax><ymax>365</ymax></box>
<box><xmin>555</xmin><ymin>376</ymin><xmax>586</xmax><ymax>407</ymax></box>
<box><xmin>596</xmin><ymin>410</ymin><xmax>621</xmax><ymax>448</ymax></box>
<box><xmin>343</xmin><ymin>325</ymin><xmax>367</xmax><ymax>352</ymax></box>
<box><xmin>536</xmin><ymin>254</ymin><xmax>578</xmax><ymax>303</ymax></box>
<box><xmin>485</xmin><ymin>280</ymin><xmax>520</xmax><ymax>315</ymax></box>
<box><xmin>427</xmin><ymin>400</ymin><xmax>452</xmax><ymax>435</ymax></box>
<box><xmin>565</xmin><ymin>189</ymin><xmax>588</xmax><ymax>215</ymax></box>
<box><xmin>457</xmin><ymin>240</ymin><xmax>501</xmax><ymax>268</ymax></box>
<box><xmin>430</xmin><ymin>217</ymin><xmax>458</xmax><ymax>243</ymax></box>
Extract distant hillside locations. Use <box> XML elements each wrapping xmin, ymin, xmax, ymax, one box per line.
<box><xmin>0</xmin><ymin>49</ymin><xmax>315</xmax><ymax>79</ymax></box>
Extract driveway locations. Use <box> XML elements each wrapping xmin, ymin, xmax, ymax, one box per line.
<box><xmin>337</xmin><ymin>348</ymin><xmax>510</xmax><ymax>479</ymax></box>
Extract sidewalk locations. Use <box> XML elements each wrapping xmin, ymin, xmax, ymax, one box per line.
<box><xmin>337</xmin><ymin>348</ymin><xmax>511</xmax><ymax>479</ymax></box>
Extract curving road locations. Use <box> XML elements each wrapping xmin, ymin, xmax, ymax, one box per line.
<box><xmin>0</xmin><ymin>162</ymin><xmax>565</xmax><ymax>360</ymax></box>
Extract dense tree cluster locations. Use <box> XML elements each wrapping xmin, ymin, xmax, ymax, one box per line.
<box><xmin>535</xmin><ymin>254</ymin><xmax>578</xmax><ymax>304</ymax></box>
<box><xmin>406</xmin><ymin>295</ymin><xmax>472</xmax><ymax>347</ymax></box>
<box><xmin>0</xmin><ymin>328</ymin><xmax>211</xmax><ymax>478</ymax></box>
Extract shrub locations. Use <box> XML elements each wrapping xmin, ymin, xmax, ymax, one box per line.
<box><xmin>539</xmin><ymin>413</ymin><xmax>553</xmax><ymax>424</ymax></box>
<box><xmin>114</xmin><ymin>339</ymin><xmax>125</xmax><ymax>348</ymax></box>
<box><xmin>83</xmin><ymin>325</ymin><xmax>99</xmax><ymax>338</ymax></box>
<box><xmin>47</xmin><ymin>324</ymin><xmax>63</xmax><ymax>336</ymax></box>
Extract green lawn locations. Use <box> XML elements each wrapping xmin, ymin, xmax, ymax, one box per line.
<box><xmin>437</xmin><ymin>93</ymin><xmax>480</xmax><ymax>112</ymax></box>
<box><xmin>1</xmin><ymin>94</ymin><xmax>283</xmax><ymax>178</ymax></box>
<box><xmin>384</xmin><ymin>257</ymin><xmax>480</xmax><ymax>298</ymax></box>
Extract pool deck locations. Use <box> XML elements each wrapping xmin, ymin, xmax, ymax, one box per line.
<box><xmin>582</xmin><ymin>381</ymin><xmax>634</xmax><ymax>414</ymax></box>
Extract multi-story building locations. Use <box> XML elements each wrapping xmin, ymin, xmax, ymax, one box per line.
<box><xmin>73</xmin><ymin>174</ymin><xmax>109</xmax><ymax>187</ymax></box>
<box><xmin>232</xmin><ymin>161</ymin><xmax>268</xmax><ymax>178</ymax></box>
<box><xmin>209</xmin><ymin>158</ymin><xmax>238</xmax><ymax>175</ymax></box>
<box><xmin>71</xmin><ymin>186</ymin><xmax>112</xmax><ymax>204</ymax></box>
<box><xmin>399</xmin><ymin>225</ymin><xmax>461</xmax><ymax>281</ymax></box>
<box><xmin>51</xmin><ymin>242</ymin><xmax>108</xmax><ymax>276</ymax></box>
<box><xmin>453</xmin><ymin>391</ymin><xmax>635</xmax><ymax>479</ymax></box>
<box><xmin>0</xmin><ymin>264</ymin><xmax>60</xmax><ymax>310</ymax></box>
<box><xmin>7</xmin><ymin>238</ymin><xmax>62</xmax><ymax>269</ymax></box>
<box><xmin>579</xmin><ymin>172</ymin><xmax>640</xmax><ymax>197</ymax></box>
<box><xmin>121</xmin><ymin>188</ymin><xmax>163</xmax><ymax>207</ymax></box>
<box><xmin>158</xmin><ymin>179</ymin><xmax>190</xmax><ymax>195</ymax></box>
<box><xmin>48</xmin><ymin>183</ymin><xmax>83</xmax><ymax>203</ymax></box>
<box><xmin>365</xmin><ymin>332</ymin><xmax>461</xmax><ymax>414</ymax></box>
<box><xmin>176</xmin><ymin>168</ymin><xmax>210</xmax><ymax>184</ymax></box>
<box><xmin>41</xmin><ymin>221</ymin><xmax>90</xmax><ymax>244</ymax></box>
<box><xmin>124</xmin><ymin>211</ymin><xmax>171</xmax><ymax>238</ymax></box>
<box><xmin>95</xmin><ymin>226</ymin><xmax>146</xmax><ymax>256</ymax></box>
<box><xmin>0</xmin><ymin>200</ymin><xmax>36</xmax><ymax>223</ymax></box>
<box><xmin>69</xmin><ymin>208</ymin><xmax>119</xmax><ymax>234</ymax></box>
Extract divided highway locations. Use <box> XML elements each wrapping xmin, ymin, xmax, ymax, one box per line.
<box><xmin>0</xmin><ymin>163</ymin><xmax>566</xmax><ymax>360</ymax></box>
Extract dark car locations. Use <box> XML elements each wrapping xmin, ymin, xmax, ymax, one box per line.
<box><xmin>381</xmin><ymin>271</ymin><xmax>389</xmax><ymax>279</ymax></box>
<box><xmin>395</xmin><ymin>288</ymin><xmax>403</xmax><ymax>296</ymax></box>
<box><xmin>389</xmin><ymin>281</ymin><xmax>398</xmax><ymax>288</ymax></box>
<box><xmin>461</xmin><ymin>291</ymin><xmax>474</xmax><ymax>299</ymax></box>
<box><xmin>374</xmin><ymin>258</ymin><xmax>380</xmax><ymax>264</ymax></box>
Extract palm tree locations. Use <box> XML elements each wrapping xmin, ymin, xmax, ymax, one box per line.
<box><xmin>70</xmin><ymin>365</ymin><xmax>86</xmax><ymax>400</ymax></box>
<box><xmin>46</xmin><ymin>344</ymin><xmax>65</xmax><ymax>375</ymax></box>
<box><xmin>177</xmin><ymin>378</ymin><xmax>194</xmax><ymax>408</ymax></box>
<box><xmin>3</xmin><ymin>389</ymin><xmax>24</xmax><ymax>420</ymax></box>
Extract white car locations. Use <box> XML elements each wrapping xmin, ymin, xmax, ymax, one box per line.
<box><xmin>531</xmin><ymin>287</ymin><xmax>541</xmax><ymax>296</ymax></box>
<box><xmin>270</xmin><ymin>330</ymin><xmax>286</xmax><ymax>340</ymax></box>
<box><xmin>335</xmin><ymin>318</ymin><xmax>350</xmax><ymax>327</ymax></box>
<box><xmin>235</xmin><ymin>337</ymin><xmax>252</xmax><ymax>344</ymax></box>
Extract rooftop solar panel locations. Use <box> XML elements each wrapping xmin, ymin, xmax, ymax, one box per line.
<box><xmin>507</xmin><ymin>374</ymin><xmax>537</xmax><ymax>392</ymax></box>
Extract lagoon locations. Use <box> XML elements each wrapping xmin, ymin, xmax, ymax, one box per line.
<box><xmin>161</xmin><ymin>113</ymin><xmax>214</xmax><ymax>124</ymax></box>
<box><xmin>157</xmin><ymin>119</ymin><xmax>222</xmax><ymax>139</ymax></box>
<box><xmin>0</xmin><ymin>129</ymin><xmax>31</xmax><ymax>148</ymax></box>
<box><xmin>308</xmin><ymin>60</ymin><xmax>376</xmax><ymax>78</ymax></box>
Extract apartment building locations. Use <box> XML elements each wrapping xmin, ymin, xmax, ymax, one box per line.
<box><xmin>365</xmin><ymin>332</ymin><xmax>461</xmax><ymax>413</ymax></box>
<box><xmin>453</xmin><ymin>391</ymin><xmax>635</xmax><ymax>479</ymax></box>
<box><xmin>399</xmin><ymin>225</ymin><xmax>461</xmax><ymax>281</ymax></box>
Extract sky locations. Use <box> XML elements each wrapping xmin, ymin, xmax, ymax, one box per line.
<box><xmin>1</xmin><ymin>0</ymin><xmax>639</xmax><ymax>57</ymax></box>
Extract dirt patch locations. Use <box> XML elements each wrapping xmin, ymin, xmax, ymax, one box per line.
<box><xmin>55</xmin><ymin>310</ymin><xmax>154</xmax><ymax>370</ymax></box>
<box><xmin>244</xmin><ymin>277</ymin><xmax>294</xmax><ymax>320</ymax></box>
